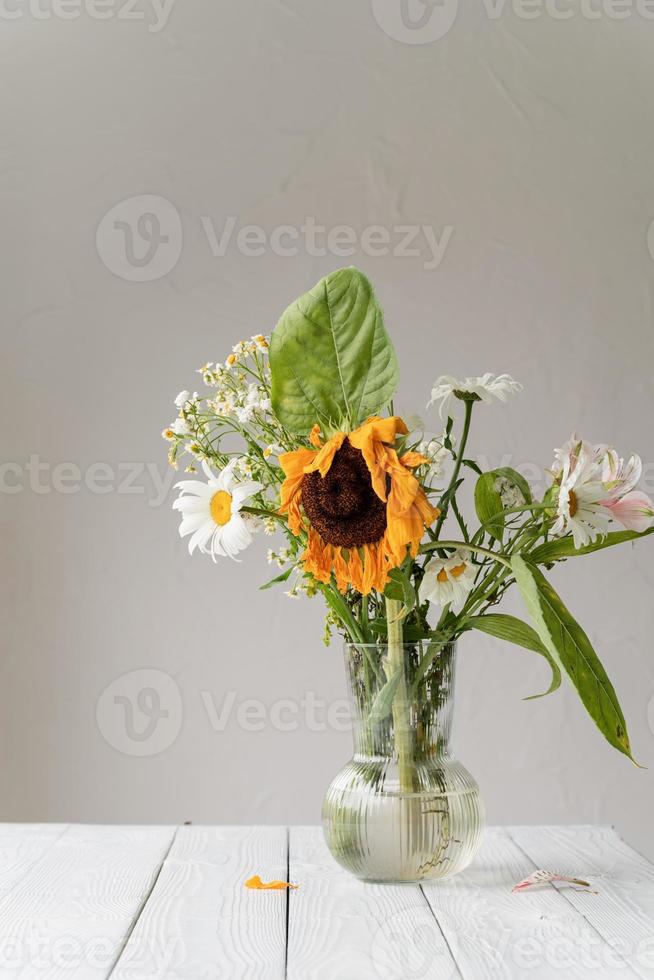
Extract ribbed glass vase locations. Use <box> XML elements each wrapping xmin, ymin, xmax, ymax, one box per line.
<box><xmin>322</xmin><ymin>640</ymin><xmax>484</xmax><ymax>883</ymax></box>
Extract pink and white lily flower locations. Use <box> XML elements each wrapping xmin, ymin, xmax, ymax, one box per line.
<box><xmin>599</xmin><ymin>449</ymin><xmax>654</xmax><ymax>532</ymax></box>
<box><xmin>551</xmin><ymin>435</ymin><xmax>612</xmax><ymax>548</ymax></box>
<box><xmin>551</xmin><ymin>435</ymin><xmax>654</xmax><ymax>546</ymax></box>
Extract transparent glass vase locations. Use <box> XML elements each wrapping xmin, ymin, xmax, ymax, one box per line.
<box><xmin>322</xmin><ymin>640</ymin><xmax>484</xmax><ymax>883</ymax></box>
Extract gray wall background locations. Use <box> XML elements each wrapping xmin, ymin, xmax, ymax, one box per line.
<box><xmin>2</xmin><ymin>1</ymin><xmax>654</xmax><ymax>859</ymax></box>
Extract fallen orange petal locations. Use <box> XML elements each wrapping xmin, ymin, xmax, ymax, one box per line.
<box><xmin>244</xmin><ymin>875</ymin><xmax>298</xmax><ymax>890</ymax></box>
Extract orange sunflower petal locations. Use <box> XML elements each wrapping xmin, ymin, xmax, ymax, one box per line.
<box><xmin>349</xmin><ymin>416</ymin><xmax>407</xmax><ymax>501</ymax></box>
<box><xmin>278</xmin><ymin>446</ymin><xmax>318</xmax><ymax>534</ymax></box>
<box><xmin>400</xmin><ymin>451</ymin><xmax>430</xmax><ymax>469</ymax></box>
<box><xmin>304</xmin><ymin>432</ymin><xmax>347</xmax><ymax>477</ymax></box>
<box><xmin>245</xmin><ymin>875</ymin><xmax>298</xmax><ymax>890</ymax></box>
<box><xmin>309</xmin><ymin>424</ymin><xmax>323</xmax><ymax>448</ymax></box>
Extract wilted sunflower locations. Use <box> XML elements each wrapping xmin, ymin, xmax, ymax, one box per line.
<box><xmin>279</xmin><ymin>416</ymin><xmax>439</xmax><ymax>594</ymax></box>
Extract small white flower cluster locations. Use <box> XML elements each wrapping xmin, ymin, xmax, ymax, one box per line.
<box><xmin>267</xmin><ymin>547</ymin><xmax>293</xmax><ymax>568</ymax></box>
<box><xmin>418</xmin><ymin>437</ymin><xmax>451</xmax><ymax>486</ymax></box>
<box><xmin>494</xmin><ymin>475</ymin><xmax>525</xmax><ymax>510</ymax></box>
<box><xmin>197</xmin><ymin>335</ymin><xmax>270</xmax><ymax>382</ymax></box>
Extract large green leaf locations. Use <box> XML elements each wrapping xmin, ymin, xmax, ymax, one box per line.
<box><xmin>531</xmin><ymin>527</ymin><xmax>654</xmax><ymax>565</ymax></box>
<box><xmin>269</xmin><ymin>267</ymin><xmax>399</xmax><ymax>434</ymax></box>
<box><xmin>465</xmin><ymin>613</ymin><xmax>561</xmax><ymax>699</ymax></box>
<box><xmin>511</xmin><ymin>555</ymin><xmax>636</xmax><ymax>762</ymax></box>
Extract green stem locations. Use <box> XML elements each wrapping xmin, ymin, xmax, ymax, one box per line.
<box><xmin>420</xmin><ymin>540</ymin><xmax>512</xmax><ymax>568</ymax></box>
<box><xmin>433</xmin><ymin>401</ymin><xmax>473</xmax><ymax>539</ymax></box>
<box><xmin>385</xmin><ymin>597</ymin><xmax>414</xmax><ymax>795</ymax></box>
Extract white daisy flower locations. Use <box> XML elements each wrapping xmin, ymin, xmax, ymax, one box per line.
<box><xmin>174</xmin><ymin>390</ymin><xmax>191</xmax><ymax>409</ymax></box>
<box><xmin>172</xmin><ymin>459</ymin><xmax>262</xmax><ymax>561</ymax></box>
<box><xmin>551</xmin><ymin>435</ymin><xmax>611</xmax><ymax>549</ymax></box>
<box><xmin>429</xmin><ymin>373</ymin><xmax>523</xmax><ymax>419</ymax></box>
<box><xmin>419</xmin><ymin>549</ymin><xmax>476</xmax><ymax>608</ymax></box>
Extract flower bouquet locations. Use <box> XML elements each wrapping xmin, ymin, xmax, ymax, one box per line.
<box><xmin>166</xmin><ymin>267</ymin><xmax>653</xmax><ymax>883</ymax></box>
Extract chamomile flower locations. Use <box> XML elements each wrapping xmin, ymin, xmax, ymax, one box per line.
<box><xmin>173</xmin><ymin>459</ymin><xmax>262</xmax><ymax>560</ymax></box>
<box><xmin>429</xmin><ymin>374</ymin><xmax>522</xmax><ymax>419</ymax></box>
<box><xmin>419</xmin><ymin>549</ymin><xmax>476</xmax><ymax>608</ymax></box>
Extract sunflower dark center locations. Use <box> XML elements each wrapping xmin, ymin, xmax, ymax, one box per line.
<box><xmin>301</xmin><ymin>438</ymin><xmax>387</xmax><ymax>548</ymax></box>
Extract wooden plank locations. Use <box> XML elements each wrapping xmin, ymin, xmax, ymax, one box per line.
<box><xmin>286</xmin><ymin>825</ymin><xmax>459</xmax><ymax>980</ymax></box>
<box><xmin>421</xmin><ymin>826</ymin><xmax>640</xmax><ymax>979</ymax></box>
<box><xmin>0</xmin><ymin>824</ymin><xmax>176</xmax><ymax>980</ymax></box>
<box><xmin>509</xmin><ymin>825</ymin><xmax>654</xmax><ymax>980</ymax></box>
<box><xmin>110</xmin><ymin>825</ymin><xmax>288</xmax><ymax>980</ymax></box>
<box><xmin>0</xmin><ymin>825</ymin><xmax>68</xmax><ymax>900</ymax></box>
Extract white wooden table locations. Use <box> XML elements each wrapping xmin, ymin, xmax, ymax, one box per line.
<box><xmin>0</xmin><ymin>825</ymin><xmax>652</xmax><ymax>979</ymax></box>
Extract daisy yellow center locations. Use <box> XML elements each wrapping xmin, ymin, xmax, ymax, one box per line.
<box><xmin>210</xmin><ymin>490</ymin><xmax>233</xmax><ymax>526</ymax></box>
<box><xmin>437</xmin><ymin>561</ymin><xmax>467</xmax><ymax>583</ymax></box>
<box><xmin>568</xmin><ymin>490</ymin><xmax>578</xmax><ymax>518</ymax></box>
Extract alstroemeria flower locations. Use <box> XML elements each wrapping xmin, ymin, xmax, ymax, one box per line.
<box><xmin>551</xmin><ymin>435</ymin><xmax>654</xmax><ymax>545</ymax></box>
<box><xmin>599</xmin><ymin>450</ymin><xmax>654</xmax><ymax>532</ymax></box>
<box><xmin>551</xmin><ymin>436</ymin><xmax>611</xmax><ymax>549</ymax></box>
<box><xmin>278</xmin><ymin>417</ymin><xmax>439</xmax><ymax>595</ymax></box>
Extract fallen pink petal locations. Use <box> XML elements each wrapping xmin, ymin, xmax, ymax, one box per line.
<box><xmin>512</xmin><ymin>869</ymin><xmax>594</xmax><ymax>893</ymax></box>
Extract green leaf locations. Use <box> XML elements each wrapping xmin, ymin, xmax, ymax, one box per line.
<box><xmin>474</xmin><ymin>472</ymin><xmax>505</xmax><ymax>540</ymax></box>
<box><xmin>511</xmin><ymin>555</ymin><xmax>636</xmax><ymax>762</ymax></box>
<box><xmin>259</xmin><ymin>566</ymin><xmax>293</xmax><ymax>590</ymax></box>
<box><xmin>368</xmin><ymin>669</ymin><xmax>403</xmax><ymax>725</ymax></box>
<box><xmin>531</xmin><ymin>527</ymin><xmax>654</xmax><ymax>565</ymax></box>
<box><xmin>269</xmin><ymin>267</ymin><xmax>399</xmax><ymax>434</ymax></box>
<box><xmin>465</xmin><ymin>613</ymin><xmax>561</xmax><ymax>699</ymax></box>
<box><xmin>383</xmin><ymin>567</ymin><xmax>416</xmax><ymax>613</ymax></box>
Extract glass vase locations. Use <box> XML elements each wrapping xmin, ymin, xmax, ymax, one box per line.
<box><xmin>322</xmin><ymin>639</ymin><xmax>484</xmax><ymax>882</ymax></box>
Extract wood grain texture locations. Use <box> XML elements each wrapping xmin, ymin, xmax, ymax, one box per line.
<box><xmin>110</xmin><ymin>825</ymin><xmax>288</xmax><ymax>980</ymax></box>
<box><xmin>0</xmin><ymin>824</ymin><xmax>176</xmax><ymax>980</ymax></box>
<box><xmin>0</xmin><ymin>825</ymin><xmax>68</xmax><ymax>900</ymax></box>
<box><xmin>422</xmin><ymin>826</ymin><xmax>640</xmax><ymax>979</ymax></box>
<box><xmin>0</xmin><ymin>824</ymin><xmax>651</xmax><ymax>980</ymax></box>
<box><xmin>287</xmin><ymin>825</ymin><xmax>458</xmax><ymax>980</ymax></box>
<box><xmin>509</xmin><ymin>825</ymin><xmax>654</xmax><ymax>980</ymax></box>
